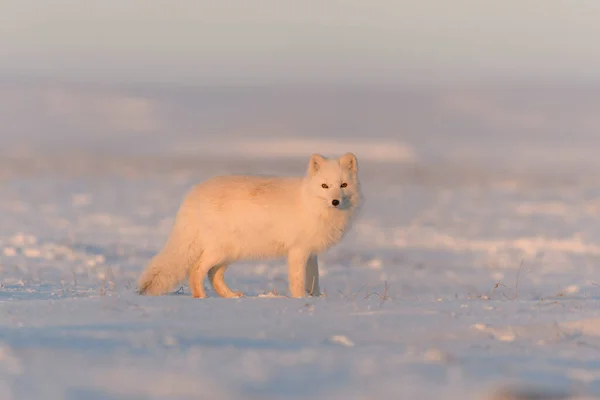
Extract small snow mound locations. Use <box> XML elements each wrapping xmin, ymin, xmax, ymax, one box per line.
<box><xmin>424</xmin><ymin>347</ymin><xmax>454</xmax><ymax>363</ymax></box>
<box><xmin>2</xmin><ymin>247</ymin><xmax>16</xmax><ymax>257</ymax></box>
<box><xmin>367</xmin><ymin>258</ymin><xmax>382</xmax><ymax>269</ymax></box>
<box><xmin>9</xmin><ymin>234</ymin><xmax>36</xmax><ymax>247</ymax></box>
<box><xmin>491</xmin><ymin>328</ymin><xmax>516</xmax><ymax>342</ymax></box>
<box><xmin>328</xmin><ymin>335</ymin><xmax>355</xmax><ymax>347</ymax></box>
<box><xmin>162</xmin><ymin>335</ymin><xmax>178</xmax><ymax>348</ymax></box>
<box><xmin>22</xmin><ymin>248</ymin><xmax>41</xmax><ymax>258</ymax></box>
<box><xmin>564</xmin><ymin>284</ymin><xmax>580</xmax><ymax>294</ymax></box>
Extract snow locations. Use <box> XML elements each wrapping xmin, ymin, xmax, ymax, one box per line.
<box><xmin>2</xmin><ymin>83</ymin><xmax>600</xmax><ymax>399</ymax></box>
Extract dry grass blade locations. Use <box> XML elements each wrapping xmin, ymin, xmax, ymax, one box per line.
<box><xmin>338</xmin><ymin>284</ymin><xmax>366</xmax><ymax>301</ymax></box>
<box><xmin>365</xmin><ymin>281</ymin><xmax>395</xmax><ymax>307</ymax></box>
<box><xmin>513</xmin><ymin>259</ymin><xmax>524</xmax><ymax>300</ymax></box>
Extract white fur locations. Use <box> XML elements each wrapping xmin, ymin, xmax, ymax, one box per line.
<box><xmin>137</xmin><ymin>153</ymin><xmax>362</xmax><ymax>298</ymax></box>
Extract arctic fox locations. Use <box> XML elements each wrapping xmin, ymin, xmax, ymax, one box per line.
<box><xmin>137</xmin><ymin>152</ymin><xmax>362</xmax><ymax>298</ymax></box>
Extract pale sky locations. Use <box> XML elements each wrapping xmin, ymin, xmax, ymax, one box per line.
<box><xmin>1</xmin><ymin>0</ymin><xmax>599</xmax><ymax>84</ymax></box>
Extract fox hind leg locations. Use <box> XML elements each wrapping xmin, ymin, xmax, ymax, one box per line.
<box><xmin>189</xmin><ymin>254</ymin><xmax>224</xmax><ymax>298</ymax></box>
<box><xmin>208</xmin><ymin>264</ymin><xmax>243</xmax><ymax>298</ymax></box>
<box><xmin>189</xmin><ymin>266</ymin><xmax>206</xmax><ymax>298</ymax></box>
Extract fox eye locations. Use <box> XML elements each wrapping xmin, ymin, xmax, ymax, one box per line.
<box><xmin>340</xmin><ymin>183</ymin><xmax>348</xmax><ymax>188</ymax></box>
<box><xmin>321</xmin><ymin>183</ymin><xmax>329</xmax><ymax>189</ymax></box>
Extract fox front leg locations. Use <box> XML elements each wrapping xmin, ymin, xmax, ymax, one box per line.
<box><xmin>305</xmin><ymin>254</ymin><xmax>321</xmax><ymax>296</ymax></box>
<box><xmin>287</xmin><ymin>249</ymin><xmax>309</xmax><ymax>298</ymax></box>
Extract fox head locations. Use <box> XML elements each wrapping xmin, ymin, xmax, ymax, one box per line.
<box><xmin>305</xmin><ymin>152</ymin><xmax>362</xmax><ymax>211</ymax></box>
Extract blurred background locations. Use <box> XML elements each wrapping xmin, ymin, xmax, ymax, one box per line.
<box><xmin>2</xmin><ymin>0</ymin><xmax>600</xmax><ymax>178</ymax></box>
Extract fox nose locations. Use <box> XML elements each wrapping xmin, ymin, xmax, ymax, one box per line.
<box><xmin>332</xmin><ymin>199</ymin><xmax>340</xmax><ymax>207</ymax></box>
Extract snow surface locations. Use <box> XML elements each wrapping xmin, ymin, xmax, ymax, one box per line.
<box><xmin>2</xmin><ymin>83</ymin><xmax>600</xmax><ymax>399</ymax></box>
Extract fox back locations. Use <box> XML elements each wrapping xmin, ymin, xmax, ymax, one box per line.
<box><xmin>177</xmin><ymin>153</ymin><xmax>361</xmax><ymax>261</ymax></box>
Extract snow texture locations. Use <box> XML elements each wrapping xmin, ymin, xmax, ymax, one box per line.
<box><xmin>2</xmin><ymin>83</ymin><xmax>600</xmax><ymax>400</ymax></box>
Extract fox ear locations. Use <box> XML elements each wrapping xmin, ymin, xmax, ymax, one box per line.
<box><xmin>340</xmin><ymin>152</ymin><xmax>358</xmax><ymax>173</ymax></box>
<box><xmin>308</xmin><ymin>153</ymin><xmax>326</xmax><ymax>176</ymax></box>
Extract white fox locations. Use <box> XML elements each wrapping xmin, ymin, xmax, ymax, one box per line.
<box><xmin>137</xmin><ymin>152</ymin><xmax>362</xmax><ymax>298</ymax></box>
